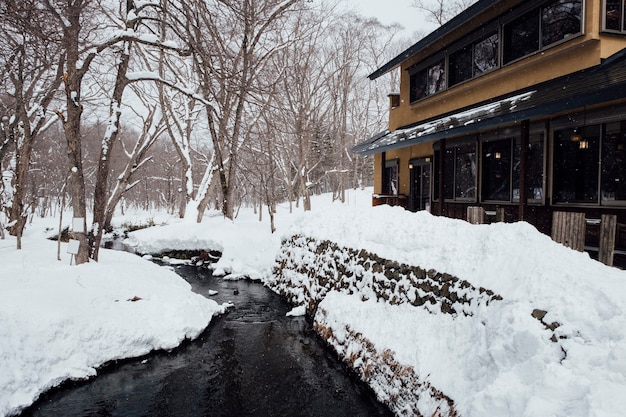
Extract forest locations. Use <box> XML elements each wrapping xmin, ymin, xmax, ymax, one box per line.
<box><xmin>0</xmin><ymin>0</ymin><xmax>416</xmax><ymax>263</ymax></box>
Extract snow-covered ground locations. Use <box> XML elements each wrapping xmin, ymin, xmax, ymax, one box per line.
<box><xmin>1</xmin><ymin>188</ymin><xmax>626</xmax><ymax>416</ymax></box>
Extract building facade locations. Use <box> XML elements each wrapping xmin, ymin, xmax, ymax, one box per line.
<box><xmin>353</xmin><ymin>0</ymin><xmax>626</xmax><ymax>262</ymax></box>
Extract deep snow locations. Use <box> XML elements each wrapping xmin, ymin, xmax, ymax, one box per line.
<box><xmin>1</xmin><ymin>188</ymin><xmax>625</xmax><ymax>416</ymax></box>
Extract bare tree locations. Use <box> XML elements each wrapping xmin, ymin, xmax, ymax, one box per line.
<box><xmin>0</xmin><ymin>0</ymin><xmax>64</xmax><ymax>249</ymax></box>
<box><xmin>411</xmin><ymin>0</ymin><xmax>477</xmax><ymax>25</ymax></box>
<box><xmin>182</xmin><ymin>0</ymin><xmax>301</xmax><ymax>220</ymax></box>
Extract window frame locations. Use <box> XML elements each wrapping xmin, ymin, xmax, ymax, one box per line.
<box><xmin>433</xmin><ymin>138</ymin><xmax>478</xmax><ymax>202</ymax></box>
<box><xmin>382</xmin><ymin>158</ymin><xmax>400</xmax><ymax>196</ymax></box>
<box><xmin>603</xmin><ymin>0</ymin><xmax>626</xmax><ymax>33</ymax></box>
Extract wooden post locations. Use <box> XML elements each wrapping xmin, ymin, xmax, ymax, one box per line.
<box><xmin>496</xmin><ymin>207</ymin><xmax>506</xmax><ymax>222</ymax></box>
<box><xmin>551</xmin><ymin>211</ymin><xmax>586</xmax><ymax>252</ymax></box>
<box><xmin>467</xmin><ymin>206</ymin><xmax>485</xmax><ymax>224</ymax></box>
<box><xmin>599</xmin><ymin>214</ymin><xmax>617</xmax><ymax>266</ymax></box>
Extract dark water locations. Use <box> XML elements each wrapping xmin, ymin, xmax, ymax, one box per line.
<box><xmin>20</xmin><ymin>264</ymin><xmax>392</xmax><ymax>417</ymax></box>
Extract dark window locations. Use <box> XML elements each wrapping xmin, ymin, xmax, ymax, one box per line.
<box><xmin>434</xmin><ymin>141</ymin><xmax>477</xmax><ymax>201</ymax></box>
<box><xmin>504</xmin><ymin>9</ymin><xmax>540</xmax><ymax>64</ymax></box>
<box><xmin>542</xmin><ymin>0</ymin><xmax>583</xmax><ymax>46</ymax></box>
<box><xmin>605</xmin><ymin>0</ymin><xmax>625</xmax><ymax>31</ymax></box>
<box><xmin>513</xmin><ymin>133</ymin><xmax>545</xmax><ymax>201</ymax></box>
<box><xmin>474</xmin><ymin>33</ymin><xmax>499</xmax><ymax>76</ymax></box>
<box><xmin>449</xmin><ymin>32</ymin><xmax>499</xmax><ymax>87</ymax></box>
<box><xmin>443</xmin><ymin>148</ymin><xmax>455</xmax><ymax>199</ymax></box>
<box><xmin>383</xmin><ymin>159</ymin><xmax>399</xmax><ymax>195</ymax></box>
<box><xmin>455</xmin><ymin>143</ymin><xmax>477</xmax><ymax>199</ymax></box>
<box><xmin>449</xmin><ymin>46</ymin><xmax>473</xmax><ymax>86</ymax></box>
<box><xmin>409</xmin><ymin>60</ymin><xmax>446</xmax><ymax>102</ymax></box>
<box><xmin>410</xmin><ymin>70</ymin><xmax>427</xmax><ymax>103</ymax></box>
<box><xmin>601</xmin><ymin>121</ymin><xmax>626</xmax><ymax>202</ymax></box>
<box><xmin>482</xmin><ymin>138</ymin><xmax>512</xmax><ymax>201</ymax></box>
<box><xmin>553</xmin><ymin>125</ymin><xmax>601</xmax><ymax>203</ymax></box>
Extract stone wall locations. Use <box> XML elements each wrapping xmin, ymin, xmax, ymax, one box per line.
<box><xmin>266</xmin><ymin>234</ymin><xmax>506</xmax><ymax>416</ymax></box>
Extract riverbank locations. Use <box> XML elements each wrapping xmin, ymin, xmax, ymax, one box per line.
<box><xmin>0</xmin><ymin>232</ymin><xmax>230</xmax><ymax>417</ymax></box>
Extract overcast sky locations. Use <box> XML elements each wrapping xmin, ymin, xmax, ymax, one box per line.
<box><xmin>343</xmin><ymin>0</ymin><xmax>437</xmax><ymax>37</ymax></box>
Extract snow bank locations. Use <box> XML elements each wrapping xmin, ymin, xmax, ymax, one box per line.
<box><xmin>277</xmin><ymin>204</ymin><xmax>626</xmax><ymax>417</ymax></box>
<box><xmin>0</xmin><ymin>234</ymin><xmax>228</xmax><ymax>417</ymax></box>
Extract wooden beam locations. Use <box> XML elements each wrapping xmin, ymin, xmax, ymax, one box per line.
<box><xmin>551</xmin><ymin>211</ymin><xmax>586</xmax><ymax>252</ymax></box>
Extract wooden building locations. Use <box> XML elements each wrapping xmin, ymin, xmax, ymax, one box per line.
<box><xmin>353</xmin><ymin>0</ymin><xmax>626</xmax><ymax>264</ymax></box>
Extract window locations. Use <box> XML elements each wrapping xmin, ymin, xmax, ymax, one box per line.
<box><xmin>504</xmin><ymin>9</ymin><xmax>540</xmax><ymax>64</ymax></box>
<box><xmin>605</xmin><ymin>0</ymin><xmax>626</xmax><ymax>31</ymax></box>
<box><xmin>449</xmin><ymin>32</ymin><xmax>499</xmax><ymax>87</ymax></box>
<box><xmin>474</xmin><ymin>33</ymin><xmax>500</xmax><ymax>76</ymax></box>
<box><xmin>553</xmin><ymin>125</ymin><xmax>601</xmax><ymax>203</ymax></box>
<box><xmin>383</xmin><ymin>159</ymin><xmax>399</xmax><ymax>195</ymax></box>
<box><xmin>410</xmin><ymin>60</ymin><xmax>446</xmax><ymax>102</ymax></box>
<box><xmin>409</xmin><ymin>71</ymin><xmax>427</xmax><ymax>103</ymax></box>
<box><xmin>513</xmin><ymin>133</ymin><xmax>545</xmax><ymax>201</ymax></box>
<box><xmin>504</xmin><ymin>0</ymin><xmax>582</xmax><ymax>64</ymax></box>
<box><xmin>482</xmin><ymin>138</ymin><xmax>513</xmax><ymax>201</ymax></box>
<box><xmin>449</xmin><ymin>45</ymin><xmax>473</xmax><ymax>86</ymax></box>
<box><xmin>480</xmin><ymin>132</ymin><xmax>545</xmax><ymax>203</ymax></box>
<box><xmin>542</xmin><ymin>0</ymin><xmax>583</xmax><ymax>46</ymax></box>
<box><xmin>434</xmin><ymin>141</ymin><xmax>477</xmax><ymax>201</ymax></box>
<box><xmin>601</xmin><ymin>121</ymin><xmax>626</xmax><ymax>202</ymax></box>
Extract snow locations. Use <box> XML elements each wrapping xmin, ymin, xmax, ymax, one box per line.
<box><xmin>2</xmin><ymin>187</ymin><xmax>626</xmax><ymax>417</ymax></box>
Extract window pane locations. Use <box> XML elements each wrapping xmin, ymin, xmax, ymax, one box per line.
<box><xmin>504</xmin><ymin>9</ymin><xmax>540</xmax><ymax>63</ymax></box>
<box><xmin>482</xmin><ymin>138</ymin><xmax>512</xmax><ymax>201</ymax></box>
<box><xmin>383</xmin><ymin>163</ymin><xmax>399</xmax><ymax>195</ymax></box>
<box><xmin>601</xmin><ymin>121</ymin><xmax>626</xmax><ymax>201</ymax></box>
<box><xmin>450</xmin><ymin>46</ymin><xmax>473</xmax><ymax>86</ymax></box>
<box><xmin>553</xmin><ymin>125</ymin><xmax>601</xmax><ymax>203</ymax></box>
<box><xmin>428</xmin><ymin>61</ymin><xmax>446</xmax><ymax>95</ymax></box>
<box><xmin>474</xmin><ymin>33</ymin><xmax>499</xmax><ymax>75</ymax></box>
<box><xmin>455</xmin><ymin>143</ymin><xmax>477</xmax><ymax>199</ymax></box>
<box><xmin>513</xmin><ymin>133</ymin><xmax>545</xmax><ymax>201</ymax></box>
<box><xmin>605</xmin><ymin>0</ymin><xmax>623</xmax><ymax>30</ymax></box>
<box><xmin>410</xmin><ymin>70</ymin><xmax>427</xmax><ymax>102</ymax></box>
<box><xmin>542</xmin><ymin>0</ymin><xmax>582</xmax><ymax>47</ymax></box>
<box><xmin>444</xmin><ymin>149</ymin><xmax>455</xmax><ymax>199</ymax></box>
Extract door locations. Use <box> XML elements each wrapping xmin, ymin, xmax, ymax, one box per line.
<box><xmin>409</xmin><ymin>158</ymin><xmax>432</xmax><ymax>212</ymax></box>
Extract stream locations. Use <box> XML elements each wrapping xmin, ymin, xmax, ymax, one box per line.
<box><xmin>19</xmin><ymin>263</ymin><xmax>393</xmax><ymax>417</ymax></box>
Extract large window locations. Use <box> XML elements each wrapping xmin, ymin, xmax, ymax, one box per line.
<box><xmin>482</xmin><ymin>138</ymin><xmax>513</xmax><ymax>201</ymax></box>
<box><xmin>410</xmin><ymin>60</ymin><xmax>446</xmax><ymax>102</ymax></box>
<box><xmin>504</xmin><ymin>9</ymin><xmax>541</xmax><ymax>64</ymax></box>
<box><xmin>553</xmin><ymin>125</ymin><xmax>601</xmax><ymax>203</ymax></box>
<box><xmin>542</xmin><ymin>0</ymin><xmax>583</xmax><ymax>46</ymax></box>
<box><xmin>434</xmin><ymin>141</ymin><xmax>477</xmax><ymax>201</ymax></box>
<box><xmin>605</xmin><ymin>0</ymin><xmax>626</xmax><ymax>32</ymax></box>
<box><xmin>503</xmin><ymin>0</ymin><xmax>582</xmax><ymax>64</ymax></box>
<box><xmin>513</xmin><ymin>133</ymin><xmax>545</xmax><ymax>201</ymax></box>
<box><xmin>601</xmin><ymin>121</ymin><xmax>626</xmax><ymax>202</ymax></box>
<box><xmin>481</xmin><ymin>132</ymin><xmax>545</xmax><ymax>203</ymax></box>
<box><xmin>450</xmin><ymin>32</ymin><xmax>499</xmax><ymax>87</ymax></box>
<box><xmin>554</xmin><ymin>120</ymin><xmax>626</xmax><ymax>205</ymax></box>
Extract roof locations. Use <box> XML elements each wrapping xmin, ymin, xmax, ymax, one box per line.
<box><xmin>354</xmin><ymin>48</ymin><xmax>626</xmax><ymax>156</ymax></box>
<box><xmin>368</xmin><ymin>0</ymin><xmax>499</xmax><ymax>80</ymax></box>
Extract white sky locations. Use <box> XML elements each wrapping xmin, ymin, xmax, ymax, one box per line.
<box><xmin>344</xmin><ymin>0</ymin><xmax>437</xmax><ymax>37</ymax></box>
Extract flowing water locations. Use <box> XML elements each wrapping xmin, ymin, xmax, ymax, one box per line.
<box><xmin>19</xmin><ymin>264</ymin><xmax>393</xmax><ymax>417</ymax></box>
